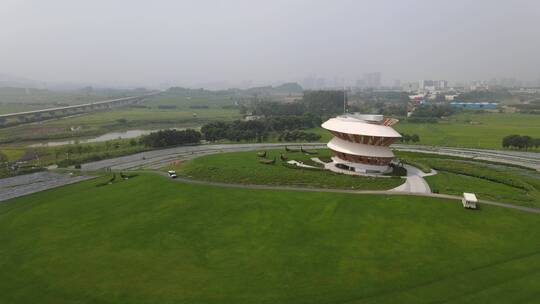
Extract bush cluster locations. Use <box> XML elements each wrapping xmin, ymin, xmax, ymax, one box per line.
<box><xmin>201</xmin><ymin>115</ymin><xmax>321</xmax><ymax>142</ymax></box>
<box><xmin>278</xmin><ymin>131</ymin><xmax>321</xmax><ymax>142</ymax></box>
<box><xmin>398</xmin><ymin>133</ymin><xmax>420</xmax><ymax>143</ymax></box>
<box><xmin>141</xmin><ymin>129</ymin><xmax>201</xmax><ymax>148</ymax></box>
<box><xmin>502</xmin><ymin>134</ymin><xmax>540</xmax><ymax>150</ymax></box>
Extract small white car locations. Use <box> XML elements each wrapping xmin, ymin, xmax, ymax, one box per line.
<box><xmin>167</xmin><ymin>170</ymin><xmax>177</xmax><ymax>178</ymax></box>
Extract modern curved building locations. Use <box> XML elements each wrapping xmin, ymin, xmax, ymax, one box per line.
<box><xmin>321</xmin><ymin>113</ymin><xmax>401</xmax><ymax>174</ymax></box>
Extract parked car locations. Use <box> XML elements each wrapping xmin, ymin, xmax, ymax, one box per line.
<box><xmin>167</xmin><ymin>170</ymin><xmax>177</xmax><ymax>178</ymax></box>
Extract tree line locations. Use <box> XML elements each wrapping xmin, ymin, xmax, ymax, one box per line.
<box><xmin>410</xmin><ymin>104</ymin><xmax>456</xmax><ymax>119</ymax></box>
<box><xmin>201</xmin><ymin>115</ymin><xmax>321</xmax><ymax>142</ymax></box>
<box><xmin>250</xmin><ymin>90</ymin><xmax>345</xmax><ymax>117</ymax></box>
<box><xmin>277</xmin><ymin>130</ymin><xmax>321</xmax><ymax>142</ymax></box>
<box><xmin>141</xmin><ymin>129</ymin><xmax>201</xmax><ymax>148</ymax></box>
<box><xmin>502</xmin><ymin>135</ymin><xmax>540</xmax><ymax>150</ymax></box>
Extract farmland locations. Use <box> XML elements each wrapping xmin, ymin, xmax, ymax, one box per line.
<box><xmin>309</xmin><ymin>112</ymin><xmax>540</xmax><ymax>150</ymax></box>
<box><xmin>0</xmin><ymin>94</ymin><xmax>242</xmax><ymax>145</ymax></box>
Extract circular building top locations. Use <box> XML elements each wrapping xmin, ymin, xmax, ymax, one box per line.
<box><xmin>321</xmin><ymin>114</ymin><xmax>402</xmax><ymax>138</ymax></box>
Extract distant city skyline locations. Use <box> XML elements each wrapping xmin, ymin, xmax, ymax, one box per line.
<box><xmin>2</xmin><ymin>70</ymin><xmax>540</xmax><ymax>91</ymax></box>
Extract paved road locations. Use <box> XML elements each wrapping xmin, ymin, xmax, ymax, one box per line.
<box><xmin>81</xmin><ymin>143</ymin><xmax>326</xmax><ymax>171</ymax></box>
<box><xmin>0</xmin><ymin>172</ymin><xmax>95</xmax><ymax>202</ymax></box>
<box><xmin>393</xmin><ymin>144</ymin><xmax>540</xmax><ymax>171</ymax></box>
<box><xmin>0</xmin><ymin>93</ymin><xmax>157</xmax><ymax>119</ymax></box>
<box><xmin>81</xmin><ymin>143</ymin><xmax>540</xmax><ymax>172</ymax></box>
<box><xmin>3</xmin><ymin>142</ymin><xmax>539</xmax><ymax>214</ymax></box>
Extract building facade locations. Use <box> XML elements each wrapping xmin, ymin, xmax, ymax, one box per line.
<box><xmin>321</xmin><ymin>114</ymin><xmax>401</xmax><ymax>173</ymax></box>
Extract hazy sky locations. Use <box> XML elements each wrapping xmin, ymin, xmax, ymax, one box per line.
<box><xmin>2</xmin><ymin>0</ymin><xmax>540</xmax><ymax>87</ymax></box>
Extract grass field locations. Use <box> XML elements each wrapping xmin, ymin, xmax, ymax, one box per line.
<box><xmin>0</xmin><ymin>87</ymin><xmax>133</xmax><ymax>114</ymax></box>
<box><xmin>395</xmin><ymin>113</ymin><xmax>540</xmax><ymax>149</ymax></box>
<box><xmin>0</xmin><ymin>95</ymin><xmax>242</xmax><ymax>144</ymax></box>
<box><xmin>1</xmin><ymin>174</ymin><xmax>540</xmax><ymax>303</ymax></box>
<box><xmin>394</xmin><ymin>151</ymin><xmax>540</xmax><ymax>207</ymax></box>
<box><xmin>309</xmin><ymin>112</ymin><xmax>540</xmax><ymax>150</ymax></box>
<box><xmin>175</xmin><ymin>149</ymin><xmax>404</xmax><ymax>190</ymax></box>
<box><xmin>425</xmin><ymin>171</ymin><xmax>534</xmax><ymax>204</ymax></box>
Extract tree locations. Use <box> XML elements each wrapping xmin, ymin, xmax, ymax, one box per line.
<box><xmin>411</xmin><ymin>134</ymin><xmax>420</xmax><ymax>143</ymax></box>
<box><xmin>502</xmin><ymin>134</ymin><xmax>537</xmax><ymax>150</ymax></box>
<box><xmin>400</xmin><ymin>133</ymin><xmax>411</xmax><ymax>143</ymax></box>
<box><xmin>141</xmin><ymin>129</ymin><xmax>201</xmax><ymax>148</ymax></box>
<box><xmin>533</xmin><ymin>138</ymin><xmax>540</xmax><ymax>149</ymax></box>
<box><xmin>0</xmin><ymin>151</ymin><xmax>8</xmax><ymax>166</ymax></box>
<box><xmin>302</xmin><ymin>90</ymin><xmax>345</xmax><ymax>115</ymax></box>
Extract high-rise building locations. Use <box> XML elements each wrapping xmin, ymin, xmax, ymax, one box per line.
<box><xmin>419</xmin><ymin>79</ymin><xmax>448</xmax><ymax>91</ymax></box>
<box><xmin>364</xmin><ymin>72</ymin><xmax>381</xmax><ymax>88</ymax></box>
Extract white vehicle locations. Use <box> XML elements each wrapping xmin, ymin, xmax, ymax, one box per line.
<box><xmin>167</xmin><ymin>170</ymin><xmax>177</xmax><ymax>178</ymax></box>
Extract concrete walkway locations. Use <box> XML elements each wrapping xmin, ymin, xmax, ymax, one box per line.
<box><xmin>390</xmin><ymin>165</ymin><xmax>436</xmax><ymax>194</ymax></box>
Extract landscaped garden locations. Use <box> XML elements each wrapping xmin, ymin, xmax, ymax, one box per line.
<box><xmin>173</xmin><ymin>148</ymin><xmax>404</xmax><ymax>190</ymax></box>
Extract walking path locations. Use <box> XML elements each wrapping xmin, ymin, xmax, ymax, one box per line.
<box><xmin>162</xmin><ymin>173</ymin><xmax>540</xmax><ymax>214</ymax></box>
<box><xmin>2</xmin><ymin>143</ymin><xmax>539</xmax><ymax>214</ymax></box>
<box><xmin>390</xmin><ymin>165</ymin><xmax>436</xmax><ymax>194</ymax></box>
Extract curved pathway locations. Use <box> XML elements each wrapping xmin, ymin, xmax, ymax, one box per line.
<box><xmin>160</xmin><ymin>173</ymin><xmax>540</xmax><ymax>214</ymax></box>
<box><xmin>2</xmin><ymin>142</ymin><xmax>536</xmax><ymax>214</ymax></box>
<box><xmin>79</xmin><ymin>142</ymin><xmax>540</xmax><ymax>214</ymax></box>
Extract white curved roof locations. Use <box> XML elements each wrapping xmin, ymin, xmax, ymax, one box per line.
<box><xmin>327</xmin><ymin>137</ymin><xmax>395</xmax><ymax>158</ymax></box>
<box><xmin>321</xmin><ymin>116</ymin><xmax>402</xmax><ymax>138</ymax></box>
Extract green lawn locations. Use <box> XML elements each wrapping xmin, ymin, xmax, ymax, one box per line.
<box><xmin>175</xmin><ymin>149</ymin><xmax>404</xmax><ymax>190</ymax></box>
<box><xmin>393</xmin><ymin>151</ymin><xmax>540</xmax><ymax>207</ymax></box>
<box><xmin>309</xmin><ymin>112</ymin><xmax>540</xmax><ymax>150</ymax></box>
<box><xmin>1</xmin><ymin>174</ymin><xmax>540</xmax><ymax>303</ymax></box>
<box><xmin>0</xmin><ymin>103</ymin><xmax>241</xmax><ymax>144</ymax></box>
<box><xmin>396</xmin><ymin>112</ymin><xmax>540</xmax><ymax>149</ymax></box>
<box><xmin>426</xmin><ymin>171</ymin><xmax>533</xmax><ymax>205</ymax></box>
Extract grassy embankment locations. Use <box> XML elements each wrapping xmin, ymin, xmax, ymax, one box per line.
<box><xmin>395</xmin><ymin>151</ymin><xmax>540</xmax><ymax>207</ymax></box>
<box><xmin>174</xmin><ymin>148</ymin><xmax>404</xmax><ymax>190</ymax></box>
<box><xmin>1</xmin><ymin>174</ymin><xmax>540</xmax><ymax>303</ymax></box>
<box><xmin>0</xmin><ymin>94</ymin><xmax>242</xmax><ymax>166</ymax></box>
<box><xmin>0</xmin><ymin>87</ymin><xmax>127</xmax><ymax>114</ymax></box>
<box><xmin>0</xmin><ymin>97</ymin><xmax>241</xmax><ymax>144</ymax></box>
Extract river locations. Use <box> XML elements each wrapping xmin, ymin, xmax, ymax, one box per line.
<box><xmin>29</xmin><ymin>129</ymin><xmax>174</xmax><ymax>147</ymax></box>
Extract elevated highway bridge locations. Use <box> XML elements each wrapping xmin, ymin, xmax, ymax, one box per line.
<box><xmin>0</xmin><ymin>92</ymin><xmax>159</xmax><ymax>127</ymax></box>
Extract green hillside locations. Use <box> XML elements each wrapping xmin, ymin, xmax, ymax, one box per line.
<box><xmin>1</xmin><ymin>174</ymin><xmax>540</xmax><ymax>303</ymax></box>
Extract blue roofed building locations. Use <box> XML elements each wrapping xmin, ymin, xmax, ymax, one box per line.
<box><xmin>449</xmin><ymin>101</ymin><xmax>498</xmax><ymax>109</ymax></box>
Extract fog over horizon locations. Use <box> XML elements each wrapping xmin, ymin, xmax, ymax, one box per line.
<box><xmin>2</xmin><ymin>0</ymin><xmax>540</xmax><ymax>89</ymax></box>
